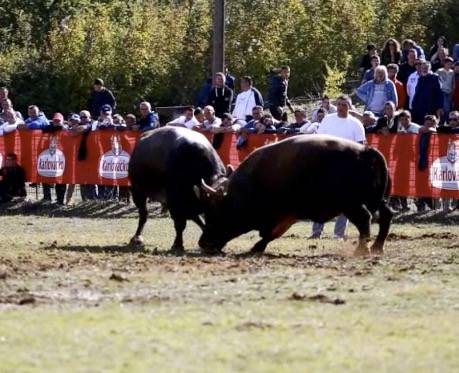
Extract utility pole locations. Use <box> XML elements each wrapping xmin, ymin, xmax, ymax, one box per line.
<box><xmin>212</xmin><ymin>0</ymin><xmax>225</xmax><ymax>78</ymax></box>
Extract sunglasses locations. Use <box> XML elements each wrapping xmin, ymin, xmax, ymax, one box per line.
<box><xmin>80</xmin><ymin>115</ymin><xmax>88</xmax><ymax>118</ymax></box>
<box><xmin>449</xmin><ymin>118</ymin><xmax>459</xmax><ymax>121</ymax></box>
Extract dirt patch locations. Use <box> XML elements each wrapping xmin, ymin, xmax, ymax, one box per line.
<box><xmin>289</xmin><ymin>292</ymin><xmax>346</xmax><ymax>305</ymax></box>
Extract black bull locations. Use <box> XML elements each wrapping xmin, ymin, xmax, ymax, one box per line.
<box><xmin>197</xmin><ymin>135</ymin><xmax>393</xmax><ymax>255</ymax></box>
<box><xmin>128</xmin><ymin>127</ymin><xmax>226</xmax><ymax>252</ymax></box>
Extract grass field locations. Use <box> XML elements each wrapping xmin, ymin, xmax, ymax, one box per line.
<box><xmin>0</xmin><ymin>202</ymin><xmax>458</xmax><ymax>372</ymax></box>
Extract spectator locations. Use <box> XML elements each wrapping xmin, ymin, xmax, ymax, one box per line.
<box><xmin>397</xmin><ymin>110</ymin><xmax>420</xmax><ymax>133</ymax></box>
<box><xmin>428</xmin><ymin>36</ymin><xmax>448</xmax><ymax>60</ymax></box>
<box><xmin>211</xmin><ymin>113</ymin><xmax>241</xmax><ymax>134</ymax></box>
<box><xmin>312</xmin><ymin>108</ymin><xmax>327</xmax><ymax>125</ymax></box>
<box><xmin>358</xmin><ymin>43</ymin><xmax>378</xmax><ymax>75</ymax></box>
<box><xmin>232</xmin><ymin>76</ymin><xmax>264</xmax><ymax>122</ymax></box>
<box><xmin>17</xmin><ymin>105</ymin><xmax>49</xmax><ymax>130</ymax></box>
<box><xmin>437</xmin><ymin>57</ymin><xmax>455</xmax><ymax>123</ymax></box>
<box><xmin>278</xmin><ymin>108</ymin><xmax>314</xmax><ymax>134</ymax></box>
<box><xmin>311</xmin><ymin>95</ymin><xmax>366</xmax><ymax>239</ymax></box>
<box><xmin>200</xmin><ymin>105</ymin><xmax>222</xmax><ymax>131</ymax></box>
<box><xmin>398</xmin><ymin>49</ymin><xmax>418</xmax><ymax>86</ymax></box>
<box><xmin>113</xmin><ymin>114</ymin><xmax>127</xmax><ymax>130</ymax></box>
<box><xmin>349</xmin><ymin>110</ymin><xmax>377</xmax><ymax>130</ymax></box>
<box><xmin>0</xmin><ymin>98</ymin><xmax>23</xmax><ymax>122</ymax></box>
<box><xmin>225</xmin><ymin>67</ymin><xmax>235</xmax><ymax>91</ymax></box>
<box><xmin>381</xmin><ymin>38</ymin><xmax>402</xmax><ymax>65</ymax></box>
<box><xmin>44</xmin><ymin>112</ymin><xmax>68</xmax><ymax>133</ymax></box>
<box><xmin>195</xmin><ymin>78</ymin><xmax>212</xmax><ymax>108</ymax></box>
<box><xmin>137</xmin><ymin>101</ymin><xmax>158</xmax><ymax>132</ymax></box>
<box><xmin>239</xmin><ymin>106</ymin><xmax>265</xmax><ymax>134</ymax></box>
<box><xmin>76</xmin><ymin>111</ymin><xmax>97</xmax><ymax>201</ymax></box>
<box><xmin>125</xmin><ymin>114</ymin><xmax>137</xmax><ymax>130</ymax></box>
<box><xmin>96</xmin><ymin>104</ymin><xmax>115</xmax><ymax>129</ymax></box>
<box><xmin>0</xmin><ymin>153</ymin><xmax>26</xmax><ymax>203</ymax></box>
<box><xmin>0</xmin><ymin>109</ymin><xmax>23</xmax><ymax>135</ymax></box>
<box><xmin>361</xmin><ymin>55</ymin><xmax>380</xmax><ymax>84</ymax></box>
<box><xmin>367</xmin><ymin>101</ymin><xmax>399</xmax><ymax>134</ymax></box>
<box><xmin>431</xmin><ymin>47</ymin><xmax>449</xmax><ymax>72</ymax></box>
<box><xmin>406</xmin><ymin>58</ymin><xmax>423</xmax><ymax>110</ymax></box>
<box><xmin>453</xmin><ymin>62</ymin><xmax>459</xmax><ymax>111</ymax></box>
<box><xmin>419</xmin><ymin>114</ymin><xmax>438</xmax><ymax>134</ymax></box>
<box><xmin>311</xmin><ymin>96</ymin><xmax>337</xmax><ymax>122</ymax></box>
<box><xmin>78</xmin><ymin>110</ymin><xmax>96</xmax><ymax>132</ymax></box>
<box><xmin>87</xmin><ymin>78</ymin><xmax>116</xmax><ymax>118</ymax></box>
<box><xmin>401</xmin><ymin>39</ymin><xmax>425</xmax><ymax>62</ymax></box>
<box><xmin>387</xmin><ymin>64</ymin><xmax>406</xmax><ymax>109</ymax></box>
<box><xmin>411</xmin><ymin>61</ymin><xmax>443</xmax><ymax>125</ymax></box>
<box><xmin>0</xmin><ymin>87</ymin><xmax>8</xmax><ymax>102</ymax></box>
<box><xmin>194</xmin><ymin>107</ymin><xmax>205</xmax><ymax>125</ymax></box>
<box><xmin>167</xmin><ymin>106</ymin><xmax>199</xmax><ymax>129</ymax></box>
<box><xmin>268</xmin><ymin>66</ymin><xmax>294</xmax><ymax>120</ymax></box>
<box><xmin>437</xmin><ymin>111</ymin><xmax>459</xmax><ymax>133</ymax></box>
<box><xmin>453</xmin><ymin>42</ymin><xmax>459</xmax><ymax>62</ymax></box>
<box><xmin>207</xmin><ymin>72</ymin><xmax>233</xmax><ymax>118</ymax></box>
<box><xmin>356</xmin><ymin>65</ymin><xmax>398</xmax><ymax>116</ymax></box>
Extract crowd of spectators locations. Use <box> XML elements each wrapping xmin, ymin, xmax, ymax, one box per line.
<box><xmin>1</xmin><ymin>36</ymin><xmax>458</xmax><ymax>211</ymax></box>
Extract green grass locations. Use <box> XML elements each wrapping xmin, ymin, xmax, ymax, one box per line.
<box><xmin>0</xmin><ymin>207</ymin><xmax>458</xmax><ymax>372</ymax></box>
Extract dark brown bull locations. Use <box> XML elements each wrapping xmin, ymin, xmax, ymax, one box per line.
<box><xmin>128</xmin><ymin>127</ymin><xmax>226</xmax><ymax>252</ymax></box>
<box><xmin>197</xmin><ymin>135</ymin><xmax>393</xmax><ymax>255</ymax></box>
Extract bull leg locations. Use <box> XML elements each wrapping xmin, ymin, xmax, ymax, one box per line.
<box><xmin>370</xmin><ymin>202</ymin><xmax>393</xmax><ymax>254</ymax></box>
<box><xmin>170</xmin><ymin>217</ymin><xmax>186</xmax><ymax>255</ymax></box>
<box><xmin>191</xmin><ymin>215</ymin><xmax>205</xmax><ymax>231</ymax></box>
<box><xmin>249</xmin><ymin>216</ymin><xmax>297</xmax><ymax>255</ymax></box>
<box><xmin>344</xmin><ymin>205</ymin><xmax>372</xmax><ymax>256</ymax></box>
<box><xmin>131</xmin><ymin>191</ymin><xmax>148</xmax><ymax>247</ymax></box>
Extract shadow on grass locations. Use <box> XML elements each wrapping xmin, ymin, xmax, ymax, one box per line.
<box><xmin>42</xmin><ymin>244</ymin><xmax>146</xmax><ymax>254</ymax></box>
<box><xmin>392</xmin><ymin>210</ymin><xmax>459</xmax><ymax>225</ymax></box>
<box><xmin>0</xmin><ymin>200</ymin><xmax>166</xmax><ymax>220</ymax></box>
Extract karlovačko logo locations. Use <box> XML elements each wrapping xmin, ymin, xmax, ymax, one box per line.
<box><xmin>430</xmin><ymin>140</ymin><xmax>459</xmax><ymax>190</ymax></box>
<box><xmin>37</xmin><ymin>136</ymin><xmax>65</xmax><ymax>177</ymax></box>
<box><xmin>98</xmin><ymin>135</ymin><xmax>130</xmax><ymax>179</ymax></box>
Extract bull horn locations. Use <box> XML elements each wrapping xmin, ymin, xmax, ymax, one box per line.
<box><xmin>201</xmin><ymin>179</ymin><xmax>217</xmax><ymax>194</ymax></box>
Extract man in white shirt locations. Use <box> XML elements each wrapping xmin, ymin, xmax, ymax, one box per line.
<box><xmin>167</xmin><ymin>106</ymin><xmax>199</xmax><ymax>129</ymax></box>
<box><xmin>311</xmin><ymin>95</ymin><xmax>366</xmax><ymax>239</ymax></box>
<box><xmin>397</xmin><ymin>110</ymin><xmax>420</xmax><ymax>133</ymax></box>
<box><xmin>406</xmin><ymin>58</ymin><xmax>422</xmax><ymax>109</ymax></box>
<box><xmin>199</xmin><ymin>105</ymin><xmax>222</xmax><ymax>131</ymax></box>
<box><xmin>232</xmin><ymin>76</ymin><xmax>264</xmax><ymax>122</ymax></box>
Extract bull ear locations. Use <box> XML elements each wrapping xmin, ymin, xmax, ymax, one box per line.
<box><xmin>201</xmin><ymin>179</ymin><xmax>218</xmax><ymax>195</ymax></box>
<box><xmin>226</xmin><ymin>164</ymin><xmax>235</xmax><ymax>177</ymax></box>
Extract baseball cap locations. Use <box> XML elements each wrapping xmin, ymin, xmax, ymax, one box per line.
<box><xmin>52</xmin><ymin>112</ymin><xmax>64</xmax><ymax>122</ymax></box>
<box><xmin>94</xmin><ymin>78</ymin><xmax>104</xmax><ymax>86</ymax></box>
<box><xmin>101</xmin><ymin>104</ymin><xmax>112</xmax><ymax>113</ymax></box>
<box><xmin>70</xmin><ymin>114</ymin><xmax>81</xmax><ymax>122</ymax></box>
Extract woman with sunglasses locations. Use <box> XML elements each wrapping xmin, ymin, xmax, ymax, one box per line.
<box><xmin>381</xmin><ymin>38</ymin><xmax>402</xmax><ymax>66</ymax></box>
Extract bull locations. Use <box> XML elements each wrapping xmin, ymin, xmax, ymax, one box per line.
<box><xmin>128</xmin><ymin>127</ymin><xmax>226</xmax><ymax>252</ymax></box>
<box><xmin>196</xmin><ymin>135</ymin><xmax>393</xmax><ymax>255</ymax></box>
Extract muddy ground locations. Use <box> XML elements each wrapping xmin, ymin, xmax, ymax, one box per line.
<box><xmin>0</xmin><ymin>201</ymin><xmax>458</xmax><ymax>371</ymax></box>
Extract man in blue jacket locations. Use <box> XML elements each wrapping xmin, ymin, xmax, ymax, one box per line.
<box><xmin>268</xmin><ymin>66</ymin><xmax>294</xmax><ymax>120</ymax></box>
<box><xmin>87</xmin><ymin>78</ymin><xmax>116</xmax><ymax>118</ymax></box>
<box><xmin>411</xmin><ymin>61</ymin><xmax>443</xmax><ymax>125</ymax></box>
<box><xmin>17</xmin><ymin>105</ymin><xmax>49</xmax><ymax>130</ymax></box>
<box><xmin>137</xmin><ymin>101</ymin><xmax>159</xmax><ymax>132</ymax></box>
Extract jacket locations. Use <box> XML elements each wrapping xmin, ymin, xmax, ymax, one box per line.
<box><xmin>391</xmin><ymin>78</ymin><xmax>406</xmax><ymax>109</ymax></box>
<box><xmin>268</xmin><ymin>76</ymin><xmax>290</xmax><ymax>108</ymax></box>
<box><xmin>25</xmin><ymin>113</ymin><xmax>49</xmax><ymax>130</ymax></box>
<box><xmin>87</xmin><ymin>88</ymin><xmax>116</xmax><ymax>117</ymax></box>
<box><xmin>356</xmin><ymin>80</ymin><xmax>398</xmax><ymax>110</ymax></box>
<box><xmin>137</xmin><ymin>112</ymin><xmax>159</xmax><ymax>132</ymax></box>
<box><xmin>208</xmin><ymin>86</ymin><xmax>233</xmax><ymax>118</ymax></box>
<box><xmin>412</xmin><ymin>73</ymin><xmax>442</xmax><ymax>116</ymax></box>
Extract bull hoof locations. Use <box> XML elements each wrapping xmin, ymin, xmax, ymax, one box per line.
<box><xmin>169</xmin><ymin>245</ymin><xmax>185</xmax><ymax>256</ymax></box>
<box><xmin>129</xmin><ymin>236</ymin><xmax>145</xmax><ymax>248</ymax></box>
<box><xmin>370</xmin><ymin>245</ymin><xmax>384</xmax><ymax>256</ymax></box>
<box><xmin>200</xmin><ymin>247</ymin><xmax>224</xmax><ymax>256</ymax></box>
<box><xmin>353</xmin><ymin>246</ymin><xmax>370</xmax><ymax>257</ymax></box>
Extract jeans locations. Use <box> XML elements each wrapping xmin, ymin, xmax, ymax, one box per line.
<box><xmin>312</xmin><ymin>215</ymin><xmax>348</xmax><ymax>238</ymax></box>
<box><xmin>442</xmin><ymin>92</ymin><xmax>452</xmax><ymax>125</ymax></box>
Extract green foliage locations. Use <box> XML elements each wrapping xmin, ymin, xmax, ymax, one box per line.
<box><xmin>323</xmin><ymin>64</ymin><xmax>347</xmax><ymax>99</ymax></box>
<box><xmin>0</xmin><ymin>0</ymin><xmax>457</xmax><ymax>115</ymax></box>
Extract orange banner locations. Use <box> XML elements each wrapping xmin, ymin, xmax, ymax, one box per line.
<box><xmin>0</xmin><ymin>130</ymin><xmax>458</xmax><ymax>197</ymax></box>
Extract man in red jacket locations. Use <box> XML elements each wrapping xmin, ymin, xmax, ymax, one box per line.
<box><xmin>387</xmin><ymin>64</ymin><xmax>407</xmax><ymax>110</ymax></box>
